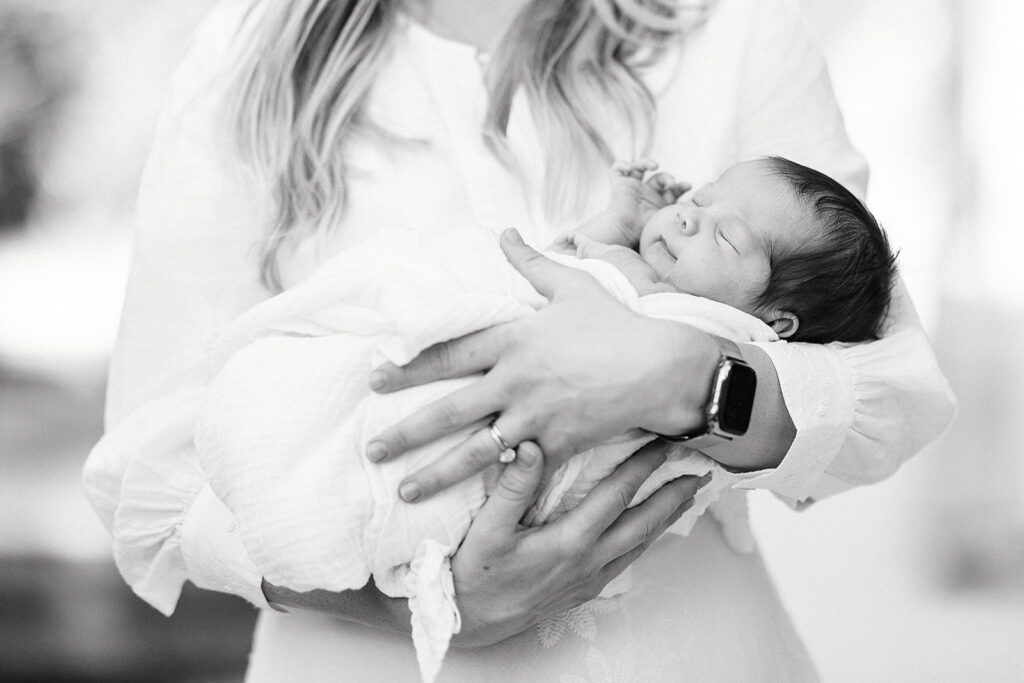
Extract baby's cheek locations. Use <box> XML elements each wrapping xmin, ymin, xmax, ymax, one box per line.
<box><xmin>667</xmin><ymin>263</ymin><xmax>695</xmax><ymax>293</ymax></box>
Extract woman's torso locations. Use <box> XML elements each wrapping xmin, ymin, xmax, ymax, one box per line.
<box><xmin>240</xmin><ymin>2</ymin><xmax>816</xmax><ymax>679</ymax></box>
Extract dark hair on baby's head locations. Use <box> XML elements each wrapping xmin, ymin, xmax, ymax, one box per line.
<box><xmin>758</xmin><ymin>157</ymin><xmax>897</xmax><ymax>343</ymax></box>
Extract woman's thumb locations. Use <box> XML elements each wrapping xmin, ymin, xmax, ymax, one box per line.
<box><xmin>500</xmin><ymin>229</ymin><xmax>583</xmax><ymax>300</ymax></box>
<box><xmin>475</xmin><ymin>441</ymin><xmax>544</xmax><ymax>532</ymax></box>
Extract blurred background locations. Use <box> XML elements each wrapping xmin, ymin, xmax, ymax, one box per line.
<box><xmin>0</xmin><ymin>0</ymin><xmax>1020</xmax><ymax>680</ymax></box>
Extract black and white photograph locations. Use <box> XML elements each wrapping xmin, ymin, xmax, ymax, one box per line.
<box><xmin>1</xmin><ymin>0</ymin><xmax>1021</xmax><ymax>680</ymax></box>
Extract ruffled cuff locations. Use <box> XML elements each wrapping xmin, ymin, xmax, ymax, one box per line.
<box><xmin>810</xmin><ymin>328</ymin><xmax>956</xmax><ymax>485</ymax></box>
<box><xmin>105</xmin><ymin>393</ymin><xmax>267</xmax><ymax>614</ymax></box>
<box><xmin>114</xmin><ymin>464</ymin><xmax>268</xmax><ymax>614</ymax></box>
<box><xmin>734</xmin><ymin>326</ymin><xmax>955</xmax><ymax>506</ymax></box>
<box><xmin>181</xmin><ymin>485</ymin><xmax>269</xmax><ymax>610</ymax></box>
<box><xmin>732</xmin><ymin>340</ymin><xmax>855</xmax><ymax>505</ymax></box>
<box><xmin>112</xmin><ymin>417</ymin><xmax>209</xmax><ymax>615</ymax></box>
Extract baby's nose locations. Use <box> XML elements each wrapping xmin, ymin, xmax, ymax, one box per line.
<box><xmin>677</xmin><ymin>209</ymin><xmax>699</xmax><ymax>236</ymax></box>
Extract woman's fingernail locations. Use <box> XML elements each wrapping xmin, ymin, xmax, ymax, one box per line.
<box><xmin>502</xmin><ymin>228</ymin><xmax>523</xmax><ymax>244</ymax></box>
<box><xmin>366</xmin><ymin>441</ymin><xmax>387</xmax><ymax>463</ymax></box>
<box><xmin>399</xmin><ymin>481</ymin><xmax>422</xmax><ymax>502</ymax></box>
<box><xmin>368</xmin><ymin>370</ymin><xmax>387</xmax><ymax>391</ymax></box>
<box><xmin>516</xmin><ymin>443</ymin><xmax>539</xmax><ymax>468</ymax></box>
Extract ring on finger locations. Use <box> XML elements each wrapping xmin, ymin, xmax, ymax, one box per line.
<box><xmin>488</xmin><ymin>422</ymin><xmax>517</xmax><ymax>463</ymax></box>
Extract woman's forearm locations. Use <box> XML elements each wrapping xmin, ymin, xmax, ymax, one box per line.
<box><xmin>262</xmin><ymin>578</ymin><xmax>412</xmax><ymax>635</ymax></box>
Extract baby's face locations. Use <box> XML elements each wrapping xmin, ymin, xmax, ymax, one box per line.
<box><xmin>638</xmin><ymin>159</ymin><xmax>805</xmax><ymax>314</ymax></box>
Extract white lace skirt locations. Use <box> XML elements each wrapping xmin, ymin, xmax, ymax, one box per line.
<box><xmin>246</xmin><ymin>516</ymin><xmax>817</xmax><ymax>682</ymax></box>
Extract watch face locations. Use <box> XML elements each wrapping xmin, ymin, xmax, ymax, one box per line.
<box><xmin>719</xmin><ymin>361</ymin><xmax>756</xmax><ymax>436</ymax></box>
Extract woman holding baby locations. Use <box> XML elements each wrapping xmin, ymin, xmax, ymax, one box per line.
<box><xmin>84</xmin><ymin>0</ymin><xmax>955</xmax><ymax>680</ymax></box>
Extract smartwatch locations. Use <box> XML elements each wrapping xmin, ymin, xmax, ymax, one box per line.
<box><xmin>658</xmin><ymin>337</ymin><xmax>757</xmax><ymax>449</ymax></box>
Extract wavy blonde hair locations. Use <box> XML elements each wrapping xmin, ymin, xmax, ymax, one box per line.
<box><xmin>229</xmin><ymin>0</ymin><xmax>708</xmax><ymax>289</ymax></box>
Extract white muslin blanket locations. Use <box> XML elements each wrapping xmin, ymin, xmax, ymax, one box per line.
<box><xmin>195</xmin><ymin>225</ymin><xmax>777</xmax><ymax>682</ymax></box>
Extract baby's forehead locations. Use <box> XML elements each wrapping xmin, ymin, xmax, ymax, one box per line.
<box><xmin>717</xmin><ymin>158</ymin><xmax>785</xmax><ymax>187</ymax></box>
<box><xmin>715</xmin><ymin>161</ymin><xmax>813</xmax><ymax>240</ymax></box>
<box><xmin>703</xmin><ymin>160</ymin><xmax>793</xmax><ymax>205</ymax></box>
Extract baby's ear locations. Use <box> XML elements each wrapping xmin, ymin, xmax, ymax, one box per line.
<box><xmin>764</xmin><ymin>310</ymin><xmax>799</xmax><ymax>339</ymax></box>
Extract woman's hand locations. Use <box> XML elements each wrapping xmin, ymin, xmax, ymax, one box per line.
<box><xmin>262</xmin><ymin>440</ymin><xmax>708</xmax><ymax>648</ymax></box>
<box><xmin>451</xmin><ymin>440</ymin><xmax>707</xmax><ymax>648</ymax></box>
<box><xmin>366</xmin><ymin>229</ymin><xmax>720</xmax><ymax>502</ymax></box>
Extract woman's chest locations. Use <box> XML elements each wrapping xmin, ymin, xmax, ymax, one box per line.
<box><xmin>306</xmin><ymin>30</ymin><xmax>546</xmax><ymax>262</ymax></box>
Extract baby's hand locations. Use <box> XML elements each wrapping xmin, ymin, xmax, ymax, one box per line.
<box><xmin>574</xmin><ymin>235</ymin><xmax>676</xmax><ymax>296</ymax></box>
<box><xmin>548</xmin><ymin>231</ymin><xmax>578</xmax><ymax>255</ymax></box>
<box><xmin>607</xmin><ymin>160</ymin><xmax>691</xmax><ymax>243</ymax></box>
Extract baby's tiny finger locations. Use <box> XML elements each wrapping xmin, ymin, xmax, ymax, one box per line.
<box><xmin>670</xmin><ymin>182</ymin><xmax>692</xmax><ymax>201</ymax></box>
<box><xmin>573</xmin><ymin>234</ymin><xmax>600</xmax><ymax>258</ymax></box>
<box><xmin>647</xmin><ymin>171</ymin><xmax>675</xmax><ymax>192</ymax></box>
<box><xmin>552</xmin><ymin>231</ymin><xmax>575</xmax><ymax>247</ymax></box>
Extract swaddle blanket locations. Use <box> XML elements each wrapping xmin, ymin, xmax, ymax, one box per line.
<box><xmin>195</xmin><ymin>225</ymin><xmax>777</xmax><ymax>682</ymax></box>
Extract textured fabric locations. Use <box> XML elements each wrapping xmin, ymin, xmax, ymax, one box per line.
<box><xmin>247</xmin><ymin>518</ymin><xmax>819</xmax><ymax>683</ymax></box>
<box><xmin>195</xmin><ymin>226</ymin><xmax>774</xmax><ymax>680</ymax></box>
<box><xmin>80</xmin><ymin>0</ymin><xmax>956</xmax><ymax>679</ymax></box>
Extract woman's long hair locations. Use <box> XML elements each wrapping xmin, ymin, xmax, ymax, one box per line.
<box><xmin>228</xmin><ymin>0</ymin><xmax>707</xmax><ymax>290</ymax></box>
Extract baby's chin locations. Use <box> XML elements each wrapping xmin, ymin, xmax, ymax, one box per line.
<box><xmin>638</xmin><ymin>238</ymin><xmax>676</xmax><ymax>285</ymax></box>
<box><xmin>636</xmin><ymin>237</ymin><xmax>658</xmax><ymax>268</ymax></box>
<box><xmin>637</xmin><ymin>227</ymin><xmax>661</xmax><ymax>260</ymax></box>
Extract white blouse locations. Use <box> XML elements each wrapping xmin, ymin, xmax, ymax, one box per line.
<box><xmin>83</xmin><ymin>0</ymin><xmax>956</xmax><ymax>617</ymax></box>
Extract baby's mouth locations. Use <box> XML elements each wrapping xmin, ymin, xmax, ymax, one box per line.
<box><xmin>659</xmin><ymin>234</ymin><xmax>678</xmax><ymax>259</ymax></box>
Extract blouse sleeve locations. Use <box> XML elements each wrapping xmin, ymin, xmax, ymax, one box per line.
<box><xmin>721</xmin><ymin>0</ymin><xmax>957</xmax><ymax>505</ymax></box>
<box><xmin>82</xmin><ymin>0</ymin><xmax>272</xmax><ymax>614</ymax></box>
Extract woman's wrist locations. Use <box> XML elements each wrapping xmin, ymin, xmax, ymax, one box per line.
<box><xmin>260</xmin><ymin>576</ymin><xmax>519</xmax><ymax>649</ymax></box>
<box><xmin>450</xmin><ymin>599</ymin><xmax>528</xmax><ymax>649</ymax></box>
<box><xmin>261</xmin><ymin>578</ymin><xmax>413</xmax><ymax>635</ymax></box>
<box><xmin>643</xmin><ymin>325</ymin><xmax>796</xmax><ymax>472</ymax></box>
<box><xmin>700</xmin><ymin>342</ymin><xmax>795</xmax><ymax>471</ymax></box>
<box><xmin>641</xmin><ymin>320</ymin><xmax>720</xmax><ymax>437</ymax></box>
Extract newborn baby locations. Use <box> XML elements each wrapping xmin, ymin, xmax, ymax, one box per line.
<box><xmin>554</xmin><ymin>156</ymin><xmax>895</xmax><ymax>344</ymax></box>
<box><xmin>196</xmin><ymin>156</ymin><xmax>895</xmax><ymax>682</ymax></box>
